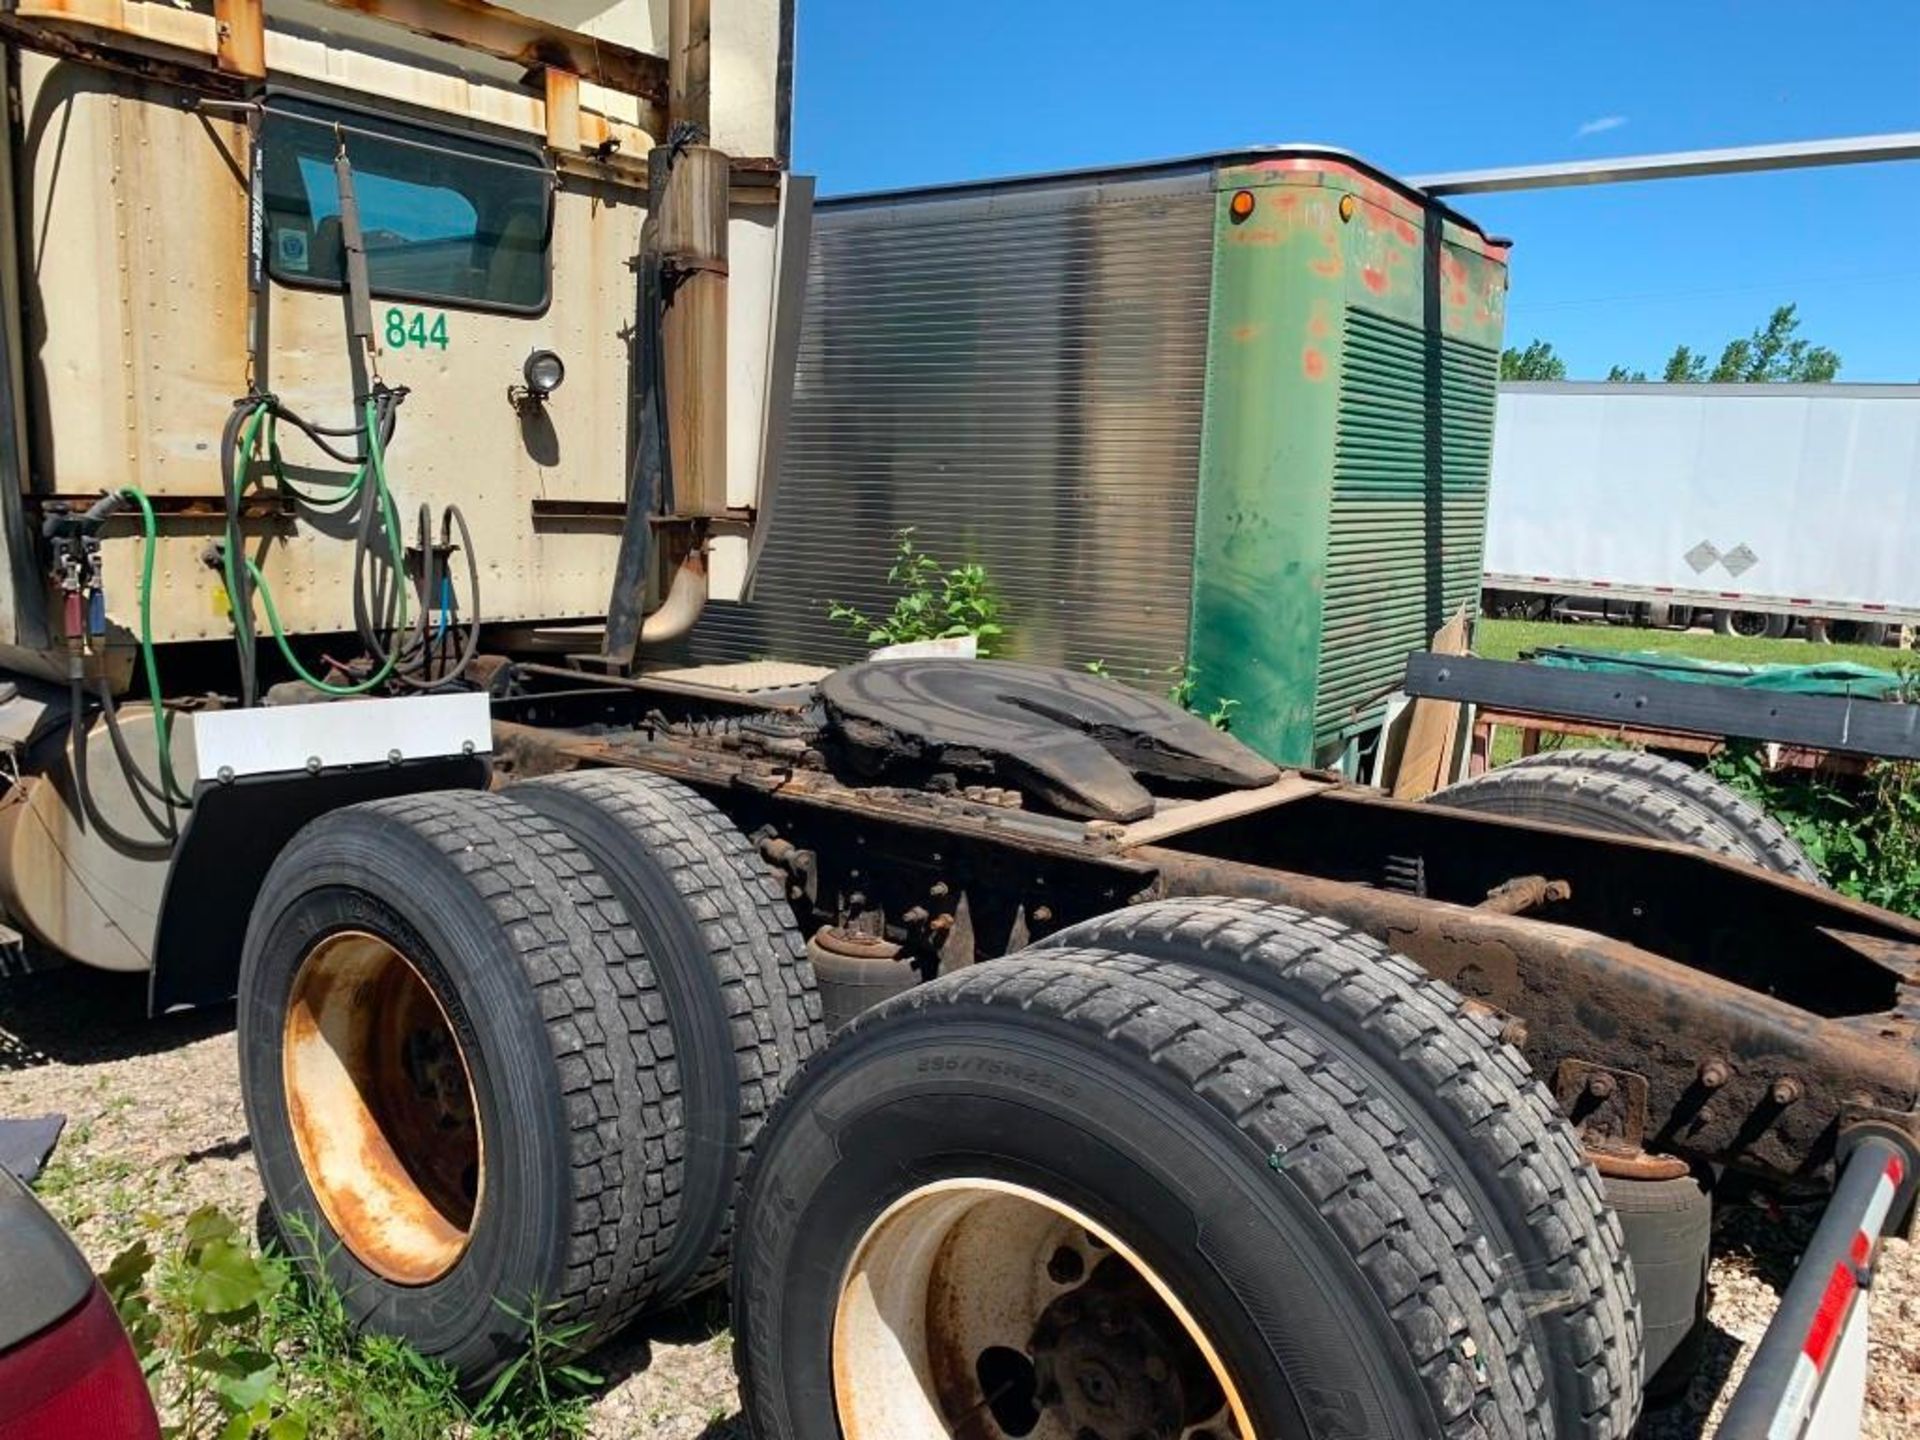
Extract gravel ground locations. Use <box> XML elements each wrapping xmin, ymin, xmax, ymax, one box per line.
<box><xmin>4</xmin><ymin>961</ymin><xmax>1917</xmax><ymax>1438</ymax></box>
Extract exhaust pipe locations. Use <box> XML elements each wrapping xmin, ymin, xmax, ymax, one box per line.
<box><xmin>637</xmin><ymin>548</ymin><xmax>709</xmax><ymax>645</ymax></box>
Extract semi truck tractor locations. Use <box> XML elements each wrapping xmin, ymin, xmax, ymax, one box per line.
<box><xmin>0</xmin><ymin>6</ymin><xmax>1911</xmax><ymax>1439</ymax></box>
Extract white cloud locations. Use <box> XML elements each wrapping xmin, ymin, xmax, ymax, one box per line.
<box><xmin>1575</xmin><ymin>114</ymin><xmax>1629</xmax><ymax>138</ymax></box>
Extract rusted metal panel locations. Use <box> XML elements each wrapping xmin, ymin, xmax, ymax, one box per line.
<box><xmin>213</xmin><ymin>0</ymin><xmax>265</xmax><ymax>77</ymax></box>
<box><xmin>1139</xmin><ymin>843</ymin><xmax>1920</xmax><ymax>1179</ymax></box>
<box><xmin>15</xmin><ymin>51</ymin><xmax>254</xmax><ymax>501</ymax></box>
<box><xmin>1189</xmin><ymin>157</ymin><xmax>1506</xmax><ymax>767</ymax></box>
<box><xmin>318</xmin><ymin>0</ymin><xmax>668</xmax><ymax>102</ymax></box>
<box><xmin>0</xmin><ymin>57</ymin><xmax>783</xmax><ymax>647</ymax></box>
<box><xmin>12</xmin><ymin>0</ymin><xmax>219</xmax><ymax>58</ymax></box>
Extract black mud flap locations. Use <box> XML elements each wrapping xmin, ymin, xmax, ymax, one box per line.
<box><xmin>818</xmin><ymin>660</ymin><xmax>1280</xmax><ymax>822</ymax></box>
<box><xmin>147</xmin><ymin>756</ymin><xmax>488</xmax><ymax>1013</ymax></box>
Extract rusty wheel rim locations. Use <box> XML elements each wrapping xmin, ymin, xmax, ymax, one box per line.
<box><xmin>282</xmin><ymin>929</ymin><xmax>484</xmax><ymax>1286</ymax></box>
<box><xmin>832</xmin><ymin>1178</ymin><xmax>1251</xmax><ymax>1440</ymax></box>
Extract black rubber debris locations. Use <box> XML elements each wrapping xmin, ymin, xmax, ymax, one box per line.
<box><xmin>818</xmin><ymin>660</ymin><xmax>1281</xmax><ymax>821</ymax></box>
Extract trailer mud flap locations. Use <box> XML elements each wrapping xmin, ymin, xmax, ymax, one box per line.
<box><xmin>1716</xmin><ymin>1133</ymin><xmax>1917</xmax><ymax>1439</ymax></box>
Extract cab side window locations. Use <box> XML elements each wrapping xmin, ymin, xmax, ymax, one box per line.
<box><xmin>262</xmin><ymin>98</ymin><xmax>551</xmax><ymax>313</ymax></box>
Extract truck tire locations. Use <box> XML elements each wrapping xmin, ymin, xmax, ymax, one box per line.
<box><xmin>1501</xmin><ymin>748</ymin><xmax>1818</xmax><ymax>882</ymax></box>
<box><xmin>1817</xmin><ymin>618</ymin><xmax>1889</xmax><ymax>647</ymax></box>
<box><xmin>237</xmin><ymin>791</ymin><xmax>678</xmax><ymax>1383</ymax></box>
<box><xmin>1603</xmin><ymin>1174</ymin><xmax>1710</xmax><ymax>1404</ymax></box>
<box><xmin>1432</xmin><ymin>761</ymin><xmax>1798</xmax><ymax>875</ymax></box>
<box><xmin>1039</xmin><ymin>898</ymin><xmax>1641</xmax><ymax>1440</ymax></box>
<box><xmin>1713</xmin><ymin>608</ymin><xmax>1787</xmax><ymax>640</ymax></box>
<box><xmin>508</xmin><ymin>769</ymin><xmax>822</xmax><ymax>1302</ymax></box>
<box><xmin>736</xmin><ymin>951</ymin><xmax>1552</xmax><ymax>1440</ymax></box>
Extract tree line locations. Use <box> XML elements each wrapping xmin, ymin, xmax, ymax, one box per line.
<box><xmin>1499</xmin><ymin>304</ymin><xmax>1841</xmax><ymax>384</ymax></box>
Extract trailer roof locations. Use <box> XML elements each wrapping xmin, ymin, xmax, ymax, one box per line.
<box><xmin>1499</xmin><ymin>381</ymin><xmax>1920</xmax><ymax>399</ymax></box>
<box><xmin>819</xmin><ymin>144</ymin><xmax>1499</xmax><ymax>239</ymax></box>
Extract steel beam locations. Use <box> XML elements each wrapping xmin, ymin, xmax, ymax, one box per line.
<box><xmin>1412</xmin><ymin>131</ymin><xmax>1920</xmax><ymax>196</ymax></box>
<box><xmin>318</xmin><ymin>0</ymin><xmax>668</xmax><ymax>102</ymax></box>
<box><xmin>1403</xmin><ymin>652</ymin><xmax>1920</xmax><ymax>760</ymax></box>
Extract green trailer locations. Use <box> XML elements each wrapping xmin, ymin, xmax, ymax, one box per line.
<box><xmin>688</xmin><ymin>147</ymin><xmax>1510</xmax><ymax>767</ymax></box>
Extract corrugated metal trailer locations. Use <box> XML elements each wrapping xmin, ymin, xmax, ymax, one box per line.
<box><xmin>1485</xmin><ymin>382</ymin><xmax>1920</xmax><ymax>639</ymax></box>
<box><xmin>686</xmin><ymin>148</ymin><xmax>1510</xmax><ymax>767</ymax></box>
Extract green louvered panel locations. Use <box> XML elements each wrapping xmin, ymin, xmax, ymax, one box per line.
<box><xmin>1317</xmin><ymin>309</ymin><xmax>1497</xmax><ymax>749</ymax></box>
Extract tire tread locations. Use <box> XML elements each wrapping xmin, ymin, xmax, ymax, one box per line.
<box><xmin>1044</xmin><ymin>897</ymin><xmax>1643</xmax><ymax>1440</ymax></box>
<box><xmin>809</xmin><ymin>950</ymin><xmax>1558</xmax><ymax>1439</ymax></box>
<box><xmin>518</xmin><ymin>770</ymin><xmax>823</xmax><ymax>1297</ymax></box>
<box><xmin>1502</xmin><ymin>748</ymin><xmax>1818</xmax><ymax>882</ymax></box>
<box><xmin>351</xmin><ymin>791</ymin><xmax>678</xmax><ymax>1348</ymax></box>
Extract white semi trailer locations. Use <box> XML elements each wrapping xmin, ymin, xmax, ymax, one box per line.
<box><xmin>1484</xmin><ymin>381</ymin><xmax>1920</xmax><ymax>643</ymax></box>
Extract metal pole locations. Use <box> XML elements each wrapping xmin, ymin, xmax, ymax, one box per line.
<box><xmin>1411</xmin><ymin>131</ymin><xmax>1920</xmax><ymax>196</ymax></box>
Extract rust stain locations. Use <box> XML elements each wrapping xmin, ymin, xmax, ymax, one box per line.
<box><xmin>1307</xmin><ymin>312</ymin><xmax>1330</xmax><ymax>339</ymax></box>
<box><xmin>1361</xmin><ymin>266</ymin><xmax>1388</xmax><ymax>295</ymax></box>
<box><xmin>1228</xmin><ymin>225</ymin><xmax>1284</xmax><ymax>247</ymax></box>
<box><xmin>1302</xmin><ymin>347</ymin><xmax>1326</xmax><ymax>381</ymax></box>
<box><xmin>1231</xmin><ymin>322</ymin><xmax>1264</xmax><ymax>344</ymax></box>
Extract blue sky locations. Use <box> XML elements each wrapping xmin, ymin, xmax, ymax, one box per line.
<box><xmin>791</xmin><ymin>2</ymin><xmax>1920</xmax><ymax>381</ymax></box>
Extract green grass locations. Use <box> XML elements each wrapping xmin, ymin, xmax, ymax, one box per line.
<box><xmin>1476</xmin><ymin>618</ymin><xmax>1905</xmax><ymax>671</ymax></box>
<box><xmin>105</xmin><ymin>1208</ymin><xmax>597</xmax><ymax>1439</ymax></box>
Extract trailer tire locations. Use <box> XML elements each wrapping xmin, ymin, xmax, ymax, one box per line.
<box><xmin>1040</xmin><ymin>898</ymin><xmax>1642</xmax><ymax>1440</ymax></box>
<box><xmin>1713</xmin><ymin>608</ymin><xmax>1787</xmax><ymax>640</ymax></box>
<box><xmin>736</xmin><ymin>950</ymin><xmax>1552</xmax><ymax>1440</ymax></box>
<box><xmin>509</xmin><ymin>769</ymin><xmax>822</xmax><ymax>1302</ymax></box>
<box><xmin>1432</xmin><ymin>761</ymin><xmax>1799</xmax><ymax>875</ymax></box>
<box><xmin>1816</xmin><ymin>618</ymin><xmax>1889</xmax><ymax>648</ymax></box>
<box><xmin>1603</xmin><ymin>1173</ymin><xmax>1710</xmax><ymax>1405</ymax></box>
<box><xmin>1501</xmin><ymin>748</ymin><xmax>1819</xmax><ymax>882</ymax></box>
<box><xmin>237</xmin><ymin>791</ymin><xmax>679</xmax><ymax>1384</ymax></box>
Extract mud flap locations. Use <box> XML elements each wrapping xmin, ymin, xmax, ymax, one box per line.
<box><xmin>148</xmin><ymin>695</ymin><xmax>492</xmax><ymax>1012</ymax></box>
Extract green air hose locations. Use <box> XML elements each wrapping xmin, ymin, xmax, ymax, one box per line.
<box><xmin>227</xmin><ymin>395</ymin><xmax>409</xmax><ymax>697</ymax></box>
<box><xmin>114</xmin><ymin>482</ymin><xmax>189</xmax><ymax>807</ymax></box>
<box><xmin>103</xmin><ymin>389</ymin><xmax>415</xmax><ymax>830</ymax></box>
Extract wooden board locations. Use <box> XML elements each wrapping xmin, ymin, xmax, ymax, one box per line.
<box><xmin>1390</xmin><ymin>608</ymin><xmax>1470</xmax><ymax>800</ymax></box>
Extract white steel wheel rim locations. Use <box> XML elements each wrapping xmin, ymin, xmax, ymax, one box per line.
<box><xmin>832</xmin><ymin>1177</ymin><xmax>1251</xmax><ymax>1440</ymax></box>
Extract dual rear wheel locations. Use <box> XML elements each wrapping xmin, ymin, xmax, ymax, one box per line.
<box><xmin>737</xmin><ymin>903</ymin><xmax>1646</xmax><ymax>1440</ymax></box>
<box><xmin>236</xmin><ymin>775</ymin><xmax>823</xmax><ymax>1382</ymax></box>
<box><xmin>240</xmin><ymin>772</ymin><xmax>1670</xmax><ymax>1432</ymax></box>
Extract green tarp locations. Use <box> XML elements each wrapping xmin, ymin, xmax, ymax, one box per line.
<box><xmin>1526</xmin><ymin>646</ymin><xmax>1911</xmax><ymax>702</ymax></box>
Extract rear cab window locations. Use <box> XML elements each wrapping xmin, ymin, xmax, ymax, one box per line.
<box><xmin>261</xmin><ymin>96</ymin><xmax>553</xmax><ymax>314</ymax></box>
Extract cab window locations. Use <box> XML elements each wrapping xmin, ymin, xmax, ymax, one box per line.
<box><xmin>261</xmin><ymin>98</ymin><xmax>552</xmax><ymax>313</ymax></box>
